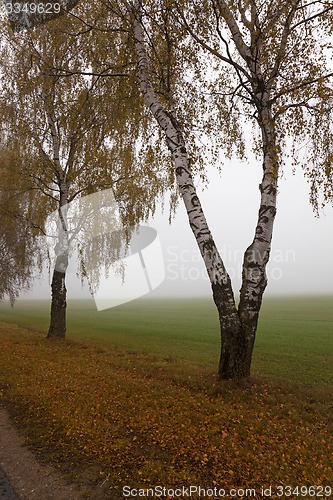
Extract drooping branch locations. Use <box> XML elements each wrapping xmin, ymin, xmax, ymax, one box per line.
<box><xmin>271</xmin><ymin>72</ymin><xmax>333</xmax><ymax>102</ymax></box>
<box><xmin>174</xmin><ymin>0</ymin><xmax>251</xmax><ymax>81</ymax></box>
<box><xmin>291</xmin><ymin>4</ymin><xmax>333</xmax><ymax>30</ymax></box>
<box><xmin>45</xmin><ymin>70</ymin><xmax>130</xmax><ymax>77</ymax></box>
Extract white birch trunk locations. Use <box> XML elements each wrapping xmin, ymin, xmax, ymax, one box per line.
<box><xmin>132</xmin><ymin>3</ymin><xmax>230</xmax><ymax>287</ymax></box>
<box><xmin>238</xmin><ymin>106</ymin><xmax>279</xmax><ymax>371</ymax></box>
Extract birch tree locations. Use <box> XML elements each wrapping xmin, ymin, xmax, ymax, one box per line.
<box><xmin>0</xmin><ymin>5</ymin><xmax>167</xmax><ymax>337</ymax></box>
<box><xmin>123</xmin><ymin>0</ymin><xmax>333</xmax><ymax>378</ymax></box>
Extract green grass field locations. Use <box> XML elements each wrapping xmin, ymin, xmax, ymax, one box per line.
<box><xmin>0</xmin><ymin>295</ymin><xmax>332</xmax><ymax>386</ymax></box>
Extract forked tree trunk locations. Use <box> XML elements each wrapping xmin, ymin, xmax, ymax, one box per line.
<box><xmin>216</xmin><ymin>112</ymin><xmax>278</xmax><ymax>378</ymax></box>
<box><xmin>132</xmin><ymin>2</ymin><xmax>279</xmax><ymax>379</ymax></box>
<box><xmin>212</xmin><ymin>282</ymin><xmax>248</xmax><ymax>378</ymax></box>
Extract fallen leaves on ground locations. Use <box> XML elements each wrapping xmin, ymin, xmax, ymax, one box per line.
<box><xmin>0</xmin><ymin>323</ymin><xmax>332</xmax><ymax>498</ymax></box>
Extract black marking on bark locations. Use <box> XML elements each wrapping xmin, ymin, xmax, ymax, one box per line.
<box><xmin>189</xmin><ymin>222</ymin><xmax>199</xmax><ymax>231</ymax></box>
<box><xmin>196</xmin><ymin>229</ymin><xmax>211</xmax><ymax>238</ymax></box>
<box><xmin>264</xmin><ymin>184</ymin><xmax>277</xmax><ymax>196</ymax></box>
<box><xmin>202</xmin><ymin>238</ymin><xmax>216</xmax><ymax>253</ymax></box>
<box><xmin>245</xmin><ymin>261</ymin><xmax>258</xmax><ymax>268</ymax></box>
<box><xmin>175</xmin><ymin>166</ymin><xmax>186</xmax><ymax>176</ymax></box>
<box><xmin>259</xmin><ymin>205</ymin><xmax>271</xmax><ymax>214</ymax></box>
<box><xmin>191</xmin><ymin>196</ymin><xmax>200</xmax><ymax>207</ymax></box>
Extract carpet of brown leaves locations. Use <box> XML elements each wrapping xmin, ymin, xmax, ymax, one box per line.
<box><xmin>0</xmin><ymin>323</ymin><xmax>332</xmax><ymax>498</ymax></box>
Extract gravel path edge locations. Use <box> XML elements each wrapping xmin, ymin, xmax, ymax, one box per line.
<box><xmin>0</xmin><ymin>407</ymin><xmax>85</xmax><ymax>500</ymax></box>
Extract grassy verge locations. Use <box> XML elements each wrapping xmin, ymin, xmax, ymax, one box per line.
<box><xmin>0</xmin><ymin>297</ymin><xmax>332</xmax><ymax>498</ymax></box>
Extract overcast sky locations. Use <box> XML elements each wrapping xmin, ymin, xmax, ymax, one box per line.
<box><xmin>24</xmin><ymin>152</ymin><xmax>333</xmax><ymax>303</ymax></box>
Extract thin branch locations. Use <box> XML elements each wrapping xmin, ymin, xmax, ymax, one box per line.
<box><xmin>238</xmin><ymin>0</ymin><xmax>252</xmax><ymax>30</ymax></box>
<box><xmin>291</xmin><ymin>5</ymin><xmax>333</xmax><ymax>30</ymax></box>
<box><xmin>271</xmin><ymin>72</ymin><xmax>333</xmax><ymax>102</ymax></box>
<box><xmin>273</xmin><ymin>99</ymin><xmax>307</xmax><ymax>119</ymax></box>
<box><xmin>211</xmin><ymin>0</ymin><xmax>253</xmax><ymax>99</ymax></box>
<box><xmin>216</xmin><ymin>0</ymin><xmax>252</xmax><ymax>63</ymax></box>
<box><xmin>23</xmin><ymin>170</ymin><xmax>59</xmax><ymax>198</ymax></box>
<box><xmin>268</xmin><ymin>1</ymin><xmax>300</xmax><ymax>82</ymax></box>
<box><xmin>44</xmin><ymin>69</ymin><xmax>129</xmax><ymax>78</ymax></box>
<box><xmin>174</xmin><ymin>1</ymin><xmax>251</xmax><ymax>80</ymax></box>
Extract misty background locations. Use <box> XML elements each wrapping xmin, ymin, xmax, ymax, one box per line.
<box><xmin>21</xmin><ymin>153</ymin><xmax>333</xmax><ymax>303</ymax></box>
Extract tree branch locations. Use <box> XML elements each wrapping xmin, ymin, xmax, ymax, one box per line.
<box><xmin>291</xmin><ymin>5</ymin><xmax>333</xmax><ymax>30</ymax></box>
<box><xmin>216</xmin><ymin>0</ymin><xmax>252</xmax><ymax>64</ymax></box>
<box><xmin>268</xmin><ymin>1</ymin><xmax>300</xmax><ymax>83</ymax></box>
<box><xmin>271</xmin><ymin>72</ymin><xmax>333</xmax><ymax>102</ymax></box>
<box><xmin>174</xmin><ymin>0</ymin><xmax>251</xmax><ymax>81</ymax></box>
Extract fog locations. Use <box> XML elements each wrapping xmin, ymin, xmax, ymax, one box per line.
<box><xmin>25</xmin><ymin>156</ymin><xmax>333</xmax><ymax>303</ymax></box>
<box><xmin>152</xmin><ymin>160</ymin><xmax>333</xmax><ymax>298</ymax></box>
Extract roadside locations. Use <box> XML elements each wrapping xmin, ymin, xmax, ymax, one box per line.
<box><xmin>0</xmin><ymin>407</ymin><xmax>84</xmax><ymax>500</ymax></box>
<box><xmin>0</xmin><ymin>465</ymin><xmax>19</xmax><ymax>499</ymax></box>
